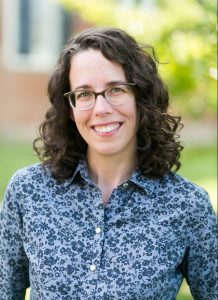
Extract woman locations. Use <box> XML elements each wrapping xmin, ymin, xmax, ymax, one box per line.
<box><xmin>0</xmin><ymin>27</ymin><xmax>217</xmax><ymax>300</ymax></box>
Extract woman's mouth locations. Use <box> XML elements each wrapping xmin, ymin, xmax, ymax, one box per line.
<box><xmin>93</xmin><ymin>122</ymin><xmax>122</xmax><ymax>134</ymax></box>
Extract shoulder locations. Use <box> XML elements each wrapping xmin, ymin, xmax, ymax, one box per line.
<box><xmin>163</xmin><ymin>171</ymin><xmax>208</xmax><ymax>197</ymax></box>
<box><xmin>2</xmin><ymin>163</ymin><xmax>61</xmax><ymax>215</ymax></box>
<box><xmin>160</xmin><ymin>172</ymin><xmax>214</xmax><ymax>217</ymax></box>
<box><xmin>5</xmin><ymin>163</ymin><xmax>55</xmax><ymax>197</ymax></box>
<box><xmin>8</xmin><ymin>163</ymin><xmax>48</xmax><ymax>185</ymax></box>
<box><xmin>136</xmin><ymin>168</ymin><xmax>209</xmax><ymax>204</ymax></box>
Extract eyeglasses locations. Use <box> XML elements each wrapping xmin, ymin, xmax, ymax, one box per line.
<box><xmin>64</xmin><ymin>82</ymin><xmax>135</xmax><ymax>111</ymax></box>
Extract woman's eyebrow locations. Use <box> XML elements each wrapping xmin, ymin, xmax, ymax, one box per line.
<box><xmin>74</xmin><ymin>80</ymin><xmax>126</xmax><ymax>91</ymax></box>
<box><xmin>106</xmin><ymin>80</ymin><xmax>127</xmax><ymax>86</ymax></box>
<box><xmin>74</xmin><ymin>84</ymin><xmax>92</xmax><ymax>90</ymax></box>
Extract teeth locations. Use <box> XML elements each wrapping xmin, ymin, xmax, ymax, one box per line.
<box><xmin>94</xmin><ymin>123</ymin><xmax>120</xmax><ymax>133</ymax></box>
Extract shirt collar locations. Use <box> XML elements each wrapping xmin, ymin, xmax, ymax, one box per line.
<box><xmin>60</xmin><ymin>158</ymin><xmax>160</xmax><ymax>195</ymax></box>
<box><xmin>129</xmin><ymin>168</ymin><xmax>160</xmax><ymax>196</ymax></box>
<box><xmin>60</xmin><ymin>158</ymin><xmax>92</xmax><ymax>187</ymax></box>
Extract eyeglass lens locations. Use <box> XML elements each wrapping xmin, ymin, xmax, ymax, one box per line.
<box><xmin>70</xmin><ymin>84</ymin><xmax>134</xmax><ymax>110</ymax></box>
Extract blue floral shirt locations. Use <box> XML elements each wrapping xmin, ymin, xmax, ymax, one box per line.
<box><xmin>0</xmin><ymin>160</ymin><xmax>217</xmax><ymax>300</ymax></box>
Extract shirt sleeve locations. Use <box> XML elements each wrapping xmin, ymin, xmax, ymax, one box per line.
<box><xmin>181</xmin><ymin>189</ymin><xmax>217</xmax><ymax>300</ymax></box>
<box><xmin>0</xmin><ymin>175</ymin><xmax>29</xmax><ymax>300</ymax></box>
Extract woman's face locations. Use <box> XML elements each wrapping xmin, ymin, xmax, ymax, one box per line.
<box><xmin>68</xmin><ymin>49</ymin><xmax>138</xmax><ymax>160</ymax></box>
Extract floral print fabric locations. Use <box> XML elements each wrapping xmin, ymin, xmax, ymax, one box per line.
<box><xmin>0</xmin><ymin>160</ymin><xmax>217</xmax><ymax>300</ymax></box>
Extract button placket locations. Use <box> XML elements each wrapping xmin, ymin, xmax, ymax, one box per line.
<box><xmin>88</xmin><ymin>200</ymin><xmax>105</xmax><ymax>275</ymax></box>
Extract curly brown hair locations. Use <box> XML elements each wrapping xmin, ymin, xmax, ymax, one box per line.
<box><xmin>33</xmin><ymin>27</ymin><xmax>183</xmax><ymax>181</ymax></box>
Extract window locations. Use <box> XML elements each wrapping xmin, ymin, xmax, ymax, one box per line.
<box><xmin>2</xmin><ymin>0</ymin><xmax>72</xmax><ymax>72</ymax></box>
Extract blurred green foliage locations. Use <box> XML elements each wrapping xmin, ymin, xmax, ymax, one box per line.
<box><xmin>59</xmin><ymin>0</ymin><xmax>217</xmax><ymax>118</ymax></box>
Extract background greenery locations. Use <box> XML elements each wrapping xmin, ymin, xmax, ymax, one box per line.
<box><xmin>60</xmin><ymin>0</ymin><xmax>217</xmax><ymax>118</ymax></box>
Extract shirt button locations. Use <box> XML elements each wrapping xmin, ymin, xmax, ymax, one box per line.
<box><xmin>90</xmin><ymin>264</ymin><xmax>96</xmax><ymax>271</ymax></box>
<box><xmin>122</xmin><ymin>182</ymin><xmax>129</xmax><ymax>188</ymax></box>
<box><xmin>95</xmin><ymin>227</ymin><xmax>101</xmax><ymax>234</ymax></box>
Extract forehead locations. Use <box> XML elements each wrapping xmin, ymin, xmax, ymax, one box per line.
<box><xmin>69</xmin><ymin>49</ymin><xmax>126</xmax><ymax>88</ymax></box>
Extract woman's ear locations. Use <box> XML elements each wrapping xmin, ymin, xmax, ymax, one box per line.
<box><xmin>69</xmin><ymin>108</ymin><xmax>75</xmax><ymax>121</ymax></box>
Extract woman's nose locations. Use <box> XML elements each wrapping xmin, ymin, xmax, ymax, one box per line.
<box><xmin>93</xmin><ymin>94</ymin><xmax>113</xmax><ymax>115</ymax></box>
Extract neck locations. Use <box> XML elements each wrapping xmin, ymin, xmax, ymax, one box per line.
<box><xmin>86</xmin><ymin>150</ymin><xmax>137</xmax><ymax>189</ymax></box>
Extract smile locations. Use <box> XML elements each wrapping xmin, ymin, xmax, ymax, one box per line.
<box><xmin>93</xmin><ymin>123</ymin><xmax>121</xmax><ymax>133</ymax></box>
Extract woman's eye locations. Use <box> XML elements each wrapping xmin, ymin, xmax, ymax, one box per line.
<box><xmin>77</xmin><ymin>91</ymin><xmax>92</xmax><ymax>99</ymax></box>
<box><xmin>109</xmin><ymin>86</ymin><xmax>125</xmax><ymax>95</ymax></box>
<box><xmin>111</xmin><ymin>87</ymin><xmax>122</xmax><ymax>93</ymax></box>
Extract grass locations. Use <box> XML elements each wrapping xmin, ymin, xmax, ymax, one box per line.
<box><xmin>178</xmin><ymin>144</ymin><xmax>217</xmax><ymax>211</ymax></box>
<box><xmin>0</xmin><ymin>140</ymin><xmax>216</xmax><ymax>300</ymax></box>
<box><xmin>0</xmin><ymin>141</ymin><xmax>38</xmax><ymax>201</ymax></box>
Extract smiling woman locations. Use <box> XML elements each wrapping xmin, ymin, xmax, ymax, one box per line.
<box><xmin>67</xmin><ymin>49</ymin><xmax>138</xmax><ymax>175</ymax></box>
<box><xmin>0</xmin><ymin>27</ymin><xmax>217</xmax><ymax>300</ymax></box>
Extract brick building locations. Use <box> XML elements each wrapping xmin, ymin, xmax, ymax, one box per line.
<box><xmin>0</xmin><ymin>0</ymin><xmax>90</xmax><ymax>140</ymax></box>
